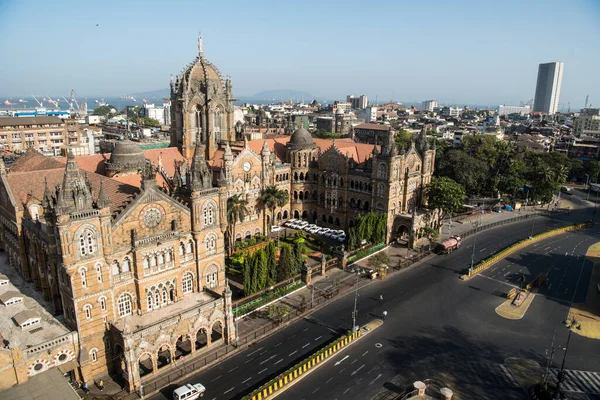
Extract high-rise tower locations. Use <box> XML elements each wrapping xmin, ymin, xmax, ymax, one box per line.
<box><xmin>533</xmin><ymin>62</ymin><xmax>564</xmax><ymax>115</ymax></box>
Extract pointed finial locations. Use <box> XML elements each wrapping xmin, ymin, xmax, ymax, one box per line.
<box><xmin>67</xmin><ymin>147</ymin><xmax>75</xmax><ymax>160</ymax></box>
<box><xmin>198</xmin><ymin>33</ymin><xmax>203</xmax><ymax>57</ymax></box>
<box><xmin>244</xmin><ymin>135</ymin><xmax>249</xmax><ymax>148</ymax></box>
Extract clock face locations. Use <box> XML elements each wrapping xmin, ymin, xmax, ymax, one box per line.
<box><xmin>243</xmin><ymin>161</ymin><xmax>251</xmax><ymax>172</ymax></box>
<box><xmin>142</xmin><ymin>207</ymin><xmax>163</xmax><ymax>228</ymax></box>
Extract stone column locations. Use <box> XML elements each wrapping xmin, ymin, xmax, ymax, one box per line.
<box><xmin>440</xmin><ymin>387</ymin><xmax>453</xmax><ymax>400</ymax></box>
<box><xmin>320</xmin><ymin>254</ymin><xmax>326</xmax><ymax>276</ymax></box>
<box><xmin>301</xmin><ymin>261</ymin><xmax>312</xmax><ymax>286</ymax></box>
<box><xmin>413</xmin><ymin>381</ymin><xmax>426</xmax><ymax>396</ymax></box>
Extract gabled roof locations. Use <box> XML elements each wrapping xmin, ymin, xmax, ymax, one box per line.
<box><xmin>13</xmin><ymin>310</ymin><xmax>40</xmax><ymax>326</ymax></box>
<box><xmin>0</xmin><ymin>290</ymin><xmax>22</xmax><ymax>304</ymax></box>
<box><xmin>9</xmin><ymin>150</ymin><xmax>65</xmax><ymax>173</ymax></box>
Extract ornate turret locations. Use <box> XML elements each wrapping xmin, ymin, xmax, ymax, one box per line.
<box><xmin>190</xmin><ymin>134</ymin><xmax>213</xmax><ymax>191</ymax></box>
<box><xmin>96</xmin><ymin>180</ymin><xmax>111</xmax><ymax>209</ymax></box>
<box><xmin>261</xmin><ymin>140</ymin><xmax>271</xmax><ymax>158</ymax></box>
<box><xmin>56</xmin><ymin>149</ymin><xmax>94</xmax><ymax>214</ymax></box>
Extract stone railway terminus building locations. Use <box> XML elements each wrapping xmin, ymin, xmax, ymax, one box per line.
<box><xmin>0</xmin><ymin>36</ymin><xmax>435</xmax><ymax>393</ymax></box>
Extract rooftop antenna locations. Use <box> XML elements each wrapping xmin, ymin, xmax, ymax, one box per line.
<box><xmin>375</xmin><ymin>95</ymin><xmax>378</xmax><ymax>106</ymax></box>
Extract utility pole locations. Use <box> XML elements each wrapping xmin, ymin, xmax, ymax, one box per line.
<box><xmin>530</xmin><ymin>210</ymin><xmax>537</xmax><ymax>239</ymax></box>
<box><xmin>352</xmin><ymin>269</ymin><xmax>361</xmax><ymax>332</ymax></box>
<box><xmin>469</xmin><ymin>220</ymin><xmax>481</xmax><ymax>272</ymax></box>
<box><xmin>554</xmin><ymin>327</ymin><xmax>573</xmax><ymax>399</ymax></box>
<box><xmin>543</xmin><ymin>329</ymin><xmax>556</xmax><ymax>390</ymax></box>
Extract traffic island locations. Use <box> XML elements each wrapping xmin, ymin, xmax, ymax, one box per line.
<box><xmin>242</xmin><ymin>319</ymin><xmax>383</xmax><ymax>400</ymax></box>
<box><xmin>567</xmin><ymin>242</ymin><xmax>600</xmax><ymax>339</ymax></box>
<box><xmin>495</xmin><ymin>289</ymin><xmax>537</xmax><ymax>320</ymax></box>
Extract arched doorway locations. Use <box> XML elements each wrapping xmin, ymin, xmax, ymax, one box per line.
<box><xmin>277</xmin><ymin>211</ymin><xmax>282</xmax><ymax>222</ymax></box>
<box><xmin>195</xmin><ymin>328</ymin><xmax>208</xmax><ymax>351</ymax></box>
<box><xmin>156</xmin><ymin>345</ymin><xmax>172</xmax><ymax>369</ymax></box>
<box><xmin>294</xmin><ymin>210</ymin><xmax>300</xmax><ymax>219</ymax></box>
<box><xmin>283</xmin><ymin>210</ymin><xmax>288</xmax><ymax>219</ymax></box>
<box><xmin>138</xmin><ymin>353</ymin><xmax>153</xmax><ymax>377</ymax></box>
<box><xmin>211</xmin><ymin>321</ymin><xmax>223</xmax><ymax>343</ymax></box>
<box><xmin>175</xmin><ymin>335</ymin><xmax>191</xmax><ymax>360</ymax></box>
<box><xmin>312</xmin><ymin>210</ymin><xmax>317</xmax><ymax>222</ymax></box>
<box><xmin>301</xmin><ymin>210</ymin><xmax>308</xmax><ymax>220</ymax></box>
<box><xmin>328</xmin><ymin>216</ymin><xmax>333</xmax><ymax>224</ymax></box>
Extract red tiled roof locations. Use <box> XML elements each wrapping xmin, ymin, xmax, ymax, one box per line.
<box><xmin>9</xmin><ymin>150</ymin><xmax>65</xmax><ymax>172</ymax></box>
<box><xmin>208</xmin><ymin>137</ymin><xmax>376</xmax><ymax>167</ymax></box>
<box><xmin>6</xmin><ymin>152</ymin><xmax>138</xmax><ymax>213</ymax></box>
<box><xmin>354</xmin><ymin>123</ymin><xmax>391</xmax><ymax>131</ymax></box>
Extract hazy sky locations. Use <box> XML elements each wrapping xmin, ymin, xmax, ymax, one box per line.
<box><xmin>1</xmin><ymin>0</ymin><xmax>599</xmax><ymax>108</ymax></box>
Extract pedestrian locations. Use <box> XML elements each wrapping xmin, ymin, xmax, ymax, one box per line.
<box><xmin>98</xmin><ymin>379</ymin><xmax>104</xmax><ymax>391</ymax></box>
<box><xmin>382</xmin><ymin>310</ymin><xmax>388</xmax><ymax>320</ymax></box>
<box><xmin>379</xmin><ymin>294</ymin><xmax>383</xmax><ymax>302</ymax></box>
<box><xmin>81</xmin><ymin>381</ymin><xmax>89</xmax><ymax>393</ymax></box>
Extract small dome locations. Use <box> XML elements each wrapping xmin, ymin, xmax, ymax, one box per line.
<box><xmin>288</xmin><ymin>127</ymin><xmax>314</xmax><ymax>149</ymax></box>
<box><xmin>336</xmin><ymin>107</ymin><xmax>345</xmax><ymax>115</ymax></box>
<box><xmin>106</xmin><ymin>140</ymin><xmax>145</xmax><ymax>174</ymax></box>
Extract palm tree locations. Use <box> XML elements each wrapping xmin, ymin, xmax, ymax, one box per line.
<box><xmin>258</xmin><ymin>185</ymin><xmax>289</xmax><ymax>233</ymax></box>
<box><xmin>226</xmin><ymin>194</ymin><xmax>249</xmax><ymax>255</ymax></box>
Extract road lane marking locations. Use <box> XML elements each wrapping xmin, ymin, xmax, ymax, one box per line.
<box><xmin>228</xmin><ymin>366</ymin><xmax>238</xmax><ymax>372</ymax></box>
<box><xmin>259</xmin><ymin>350</ymin><xmax>268</xmax><ymax>356</ymax></box>
<box><xmin>302</xmin><ymin>343</ymin><xmax>310</xmax><ymax>348</ymax></box>
<box><xmin>356</xmin><ymin>378</ymin><xmax>363</xmax><ymax>384</ymax></box>
<box><xmin>289</xmin><ymin>335</ymin><xmax>296</xmax><ymax>339</ymax></box>
<box><xmin>273</xmin><ymin>343</ymin><xmax>282</xmax><ymax>348</ymax></box>
<box><xmin>224</xmin><ymin>387</ymin><xmax>234</xmax><ymax>394</ymax></box>
<box><xmin>339</xmin><ymin>368</ymin><xmax>346</xmax><ymax>374</ymax></box>
<box><xmin>245</xmin><ymin>357</ymin><xmax>254</xmax><ymax>363</ymax></box>
<box><xmin>260</xmin><ymin>355</ymin><xmax>277</xmax><ymax>365</ymax></box>
<box><xmin>335</xmin><ymin>355</ymin><xmax>349</xmax><ymax>366</ymax></box>
<box><xmin>274</xmin><ymin>358</ymin><xmax>283</xmax><ymax>365</ymax></box>
<box><xmin>247</xmin><ymin>347</ymin><xmax>264</xmax><ymax>357</ymax></box>
<box><xmin>370</xmin><ymin>374</ymin><xmax>382</xmax><ymax>385</ymax></box>
<box><xmin>211</xmin><ymin>375</ymin><xmax>222</xmax><ymax>382</ymax></box>
<box><xmin>289</xmin><ymin>350</ymin><xmax>298</xmax><ymax>356</ymax></box>
<box><xmin>258</xmin><ymin>368</ymin><xmax>267</xmax><ymax>375</ymax></box>
<box><xmin>326</xmin><ymin>378</ymin><xmax>333</xmax><ymax>383</ymax></box>
<box><xmin>302</xmin><ymin>328</ymin><xmax>309</xmax><ymax>332</ymax></box>
<box><xmin>312</xmin><ymin>388</ymin><xmax>320</xmax><ymax>394</ymax></box>
<box><xmin>242</xmin><ymin>377</ymin><xmax>252</xmax><ymax>384</ymax></box>
<box><xmin>344</xmin><ymin>388</ymin><xmax>351</xmax><ymax>394</ymax></box>
<box><xmin>351</xmin><ymin>364</ymin><xmax>365</xmax><ymax>376</ymax></box>
<box><xmin>351</xmin><ymin>359</ymin><xmax>357</xmax><ymax>364</ymax></box>
<box><xmin>315</xmin><ymin>336</ymin><xmax>322</xmax><ymax>341</ymax></box>
<box><xmin>362</xmin><ymin>351</ymin><xmax>369</xmax><ymax>356</ymax></box>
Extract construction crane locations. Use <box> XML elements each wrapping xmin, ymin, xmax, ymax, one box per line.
<box><xmin>31</xmin><ymin>95</ymin><xmax>44</xmax><ymax>107</ymax></box>
<box><xmin>520</xmin><ymin>99</ymin><xmax>534</xmax><ymax>107</ymax></box>
<box><xmin>62</xmin><ymin>89</ymin><xmax>87</xmax><ymax>116</ymax></box>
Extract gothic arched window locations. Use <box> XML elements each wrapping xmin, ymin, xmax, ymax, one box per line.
<box><xmin>122</xmin><ymin>257</ymin><xmax>131</xmax><ymax>273</ymax></box>
<box><xmin>117</xmin><ymin>293</ymin><xmax>132</xmax><ymax>317</ymax></box>
<box><xmin>111</xmin><ymin>260</ymin><xmax>120</xmax><ymax>275</ymax></box>
<box><xmin>79</xmin><ymin>269</ymin><xmax>87</xmax><ymax>288</ymax></box>
<box><xmin>182</xmin><ymin>273</ymin><xmax>193</xmax><ymax>294</ymax></box>
<box><xmin>206</xmin><ymin>235</ymin><xmax>217</xmax><ymax>256</ymax></box>
<box><xmin>203</xmin><ymin>202</ymin><xmax>216</xmax><ymax>227</ymax></box>
<box><xmin>78</xmin><ymin>228</ymin><xmax>97</xmax><ymax>256</ymax></box>
<box><xmin>377</xmin><ymin>163</ymin><xmax>388</xmax><ymax>179</ymax></box>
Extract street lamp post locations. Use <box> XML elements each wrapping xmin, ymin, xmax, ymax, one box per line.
<box><xmin>351</xmin><ymin>269</ymin><xmax>361</xmax><ymax>332</ymax></box>
<box><xmin>554</xmin><ymin>326</ymin><xmax>573</xmax><ymax>399</ymax></box>
<box><xmin>469</xmin><ymin>220</ymin><xmax>481</xmax><ymax>272</ymax></box>
<box><xmin>530</xmin><ymin>209</ymin><xmax>537</xmax><ymax>239</ymax></box>
<box><xmin>586</xmin><ymin>174</ymin><xmax>591</xmax><ymax>201</ymax></box>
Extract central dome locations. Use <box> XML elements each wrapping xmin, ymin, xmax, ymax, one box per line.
<box><xmin>288</xmin><ymin>127</ymin><xmax>315</xmax><ymax>149</ymax></box>
<box><xmin>105</xmin><ymin>140</ymin><xmax>146</xmax><ymax>177</ymax></box>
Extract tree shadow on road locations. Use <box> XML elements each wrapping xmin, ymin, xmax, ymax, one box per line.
<box><xmin>382</xmin><ymin>325</ymin><xmax>540</xmax><ymax>400</ymax></box>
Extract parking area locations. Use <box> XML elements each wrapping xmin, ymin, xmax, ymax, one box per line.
<box><xmin>270</xmin><ymin>219</ymin><xmax>346</xmax><ymax>245</ymax></box>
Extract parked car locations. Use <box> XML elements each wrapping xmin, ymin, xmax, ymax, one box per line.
<box><xmin>296</xmin><ymin>221</ymin><xmax>309</xmax><ymax>228</ymax></box>
<box><xmin>318</xmin><ymin>228</ymin><xmax>331</xmax><ymax>235</ymax></box>
<box><xmin>271</xmin><ymin>225</ymin><xmax>282</xmax><ymax>232</ymax></box>
<box><xmin>173</xmin><ymin>383</ymin><xmax>206</xmax><ymax>400</ymax></box>
<box><xmin>284</xmin><ymin>219</ymin><xmax>297</xmax><ymax>227</ymax></box>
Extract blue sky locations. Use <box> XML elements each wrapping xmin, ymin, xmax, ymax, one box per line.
<box><xmin>0</xmin><ymin>0</ymin><xmax>599</xmax><ymax>108</ymax></box>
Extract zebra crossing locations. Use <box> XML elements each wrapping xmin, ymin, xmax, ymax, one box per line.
<box><xmin>462</xmin><ymin>362</ymin><xmax>520</xmax><ymax>387</ymax></box>
<box><xmin>547</xmin><ymin>369</ymin><xmax>600</xmax><ymax>394</ymax></box>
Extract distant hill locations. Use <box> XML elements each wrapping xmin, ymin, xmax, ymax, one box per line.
<box><xmin>248</xmin><ymin>89</ymin><xmax>315</xmax><ymax>101</ymax></box>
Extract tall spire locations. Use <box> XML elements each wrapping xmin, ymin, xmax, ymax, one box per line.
<box><xmin>57</xmin><ymin>148</ymin><xmax>93</xmax><ymax>214</ymax></box>
<box><xmin>96</xmin><ymin>180</ymin><xmax>111</xmax><ymax>209</ymax></box>
<box><xmin>198</xmin><ymin>33</ymin><xmax>204</xmax><ymax>58</ymax></box>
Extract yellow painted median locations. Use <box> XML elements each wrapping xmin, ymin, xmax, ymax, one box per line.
<box><xmin>243</xmin><ymin>319</ymin><xmax>383</xmax><ymax>400</ymax></box>
<box><xmin>466</xmin><ymin>223</ymin><xmax>590</xmax><ymax>280</ymax></box>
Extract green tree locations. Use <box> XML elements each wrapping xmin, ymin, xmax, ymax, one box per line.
<box><xmin>367</xmin><ymin>252</ymin><xmax>390</xmax><ymax>270</ymax></box>
<box><xmin>226</xmin><ymin>194</ymin><xmax>249</xmax><ymax>255</ymax></box>
<box><xmin>258</xmin><ymin>185</ymin><xmax>289</xmax><ymax>233</ymax></box>
<box><xmin>587</xmin><ymin>160</ymin><xmax>600</xmax><ymax>183</ymax></box>
<box><xmin>277</xmin><ymin>244</ymin><xmax>295</xmax><ymax>281</ymax></box>
<box><xmin>436</xmin><ymin>149</ymin><xmax>489</xmax><ymax>195</ymax></box>
<box><xmin>92</xmin><ymin>104</ymin><xmax>116</xmax><ymax>117</ymax></box>
<box><xmin>265</xmin><ymin>241</ymin><xmax>277</xmax><ymax>286</ymax></box>
<box><xmin>252</xmin><ymin>248</ymin><xmax>268</xmax><ymax>292</ymax></box>
<box><xmin>132</xmin><ymin>116</ymin><xmax>161</xmax><ymax>127</ymax></box>
<box><xmin>426</xmin><ymin>176</ymin><xmax>466</xmax><ymax>229</ymax></box>
<box><xmin>395</xmin><ymin>129</ymin><xmax>412</xmax><ymax>150</ymax></box>
<box><xmin>313</xmin><ymin>129</ymin><xmax>341</xmax><ymax>139</ymax></box>
<box><xmin>243</xmin><ymin>255</ymin><xmax>252</xmax><ymax>295</ymax></box>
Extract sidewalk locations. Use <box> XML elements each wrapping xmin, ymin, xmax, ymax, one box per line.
<box><xmin>440</xmin><ymin>209</ymin><xmax>536</xmax><ymax>241</ymax></box>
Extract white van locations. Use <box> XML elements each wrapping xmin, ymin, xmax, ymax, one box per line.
<box><xmin>173</xmin><ymin>383</ymin><xmax>206</xmax><ymax>400</ymax></box>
